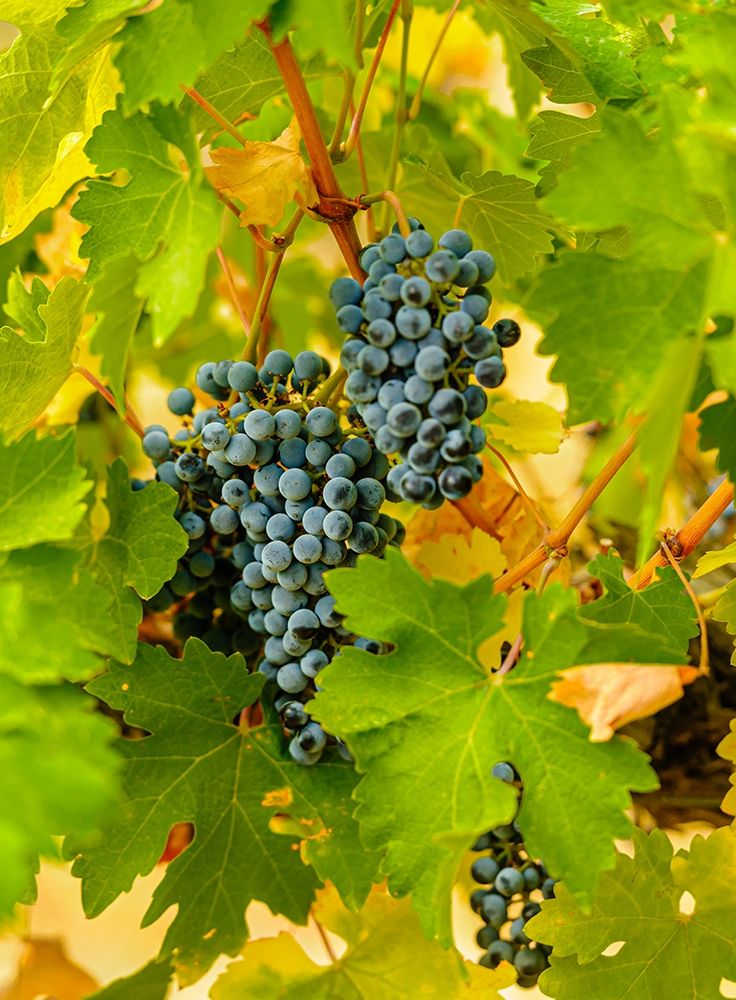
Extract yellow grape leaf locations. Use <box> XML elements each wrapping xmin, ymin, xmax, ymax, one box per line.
<box><xmin>550</xmin><ymin>663</ymin><xmax>699</xmax><ymax>742</ymax></box>
<box><xmin>717</xmin><ymin>719</ymin><xmax>736</xmax><ymax>821</ymax></box>
<box><xmin>206</xmin><ymin>120</ymin><xmax>317</xmax><ymax>227</ymax></box>
<box><xmin>34</xmin><ymin>195</ymin><xmax>88</xmax><ymax>284</ymax></box>
<box><xmin>410</xmin><ymin>527</ymin><xmax>506</xmax><ymax>585</ymax></box>
<box><xmin>0</xmin><ymin>937</ymin><xmax>99</xmax><ymax>1000</ymax></box>
<box><xmin>486</xmin><ymin>398</ymin><xmax>565</xmax><ymax>454</ymax></box>
<box><xmin>693</xmin><ymin>538</ymin><xmax>736</xmax><ymax>578</ymax></box>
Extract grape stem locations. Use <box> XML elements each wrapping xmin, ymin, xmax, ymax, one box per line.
<box><xmin>486</xmin><ymin>442</ymin><xmax>549</xmax><ymax>533</ymax></box>
<box><xmin>73</xmin><ymin>365</ymin><xmax>144</xmax><ymax>438</ymax></box>
<box><xmin>216</xmin><ymin>247</ymin><xmax>252</xmax><ymax>337</ymax></box>
<box><xmin>339</xmin><ymin>0</ymin><xmax>402</xmax><ymax>161</ymax></box>
<box><xmin>631</xmin><ymin>478</ymin><xmax>734</xmax><ymax>588</ymax></box>
<box><xmin>353</xmin><ymin>120</ymin><xmax>377</xmax><ymax>241</ymax></box>
<box><xmin>381</xmin><ymin>1</ymin><xmax>412</xmax><ymax>233</ymax></box>
<box><xmin>313</xmin><ymin>368</ymin><xmax>347</xmax><ymax>404</ymax></box>
<box><xmin>180</xmin><ymin>85</ymin><xmax>253</xmax><ymax>146</ymax></box>
<box><xmin>359</xmin><ymin>190</ymin><xmax>411</xmax><ymax>236</ymax></box>
<box><xmin>407</xmin><ymin>0</ymin><xmax>462</xmax><ymax>121</ymax></box>
<box><xmin>241</xmin><ymin>209</ymin><xmax>305</xmax><ymax>364</ymax></box>
<box><xmin>312</xmin><ymin>915</ymin><xmax>338</xmax><ymax>962</ymax></box>
<box><xmin>659</xmin><ymin>540</ymin><xmax>709</xmax><ymax>674</ymax></box>
<box><xmin>214</xmin><ymin>191</ymin><xmax>288</xmax><ymax>253</ymax></box>
<box><xmin>258</xmin><ymin>19</ymin><xmax>365</xmax><ymax>279</ymax></box>
<box><xmin>328</xmin><ymin>70</ymin><xmax>356</xmax><ymax>157</ymax></box>
<box><xmin>493</xmin><ymin>429</ymin><xmax>639</xmax><ymax>594</ymax></box>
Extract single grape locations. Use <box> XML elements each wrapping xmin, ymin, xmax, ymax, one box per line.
<box><xmin>439</xmin><ymin>228</ymin><xmax>472</xmax><ymax>257</ymax></box>
<box><xmin>495</xmin><ymin>867</ymin><xmax>525</xmax><ymax>897</ymax></box>
<box><xmin>472</xmin><ymin>857</ymin><xmax>501</xmax><ymax>884</ymax></box>
<box><xmin>168</xmin><ymin>387</ymin><xmax>195</xmax><ymax>415</ymax></box>
<box><xmin>329</xmin><ymin>276</ymin><xmax>363</xmax><ymax>308</ymax></box>
<box><xmin>475</xmin><ymin>357</ymin><xmax>506</xmax><ymax>389</ymax></box>
<box><xmin>142</xmin><ymin>430</ymin><xmax>170</xmax><ymax>461</ymax></box>
<box><xmin>277</xmin><ymin>662</ymin><xmax>309</xmax><ymax>693</ymax></box>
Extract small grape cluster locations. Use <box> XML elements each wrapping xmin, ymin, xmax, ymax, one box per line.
<box><xmin>470</xmin><ymin>763</ymin><xmax>556</xmax><ymax>988</ymax></box>
<box><xmin>329</xmin><ymin>220</ymin><xmax>521</xmax><ymax>507</ymax></box>
<box><xmin>141</xmin><ymin>349</ymin><xmax>403</xmax><ymax>765</ymax></box>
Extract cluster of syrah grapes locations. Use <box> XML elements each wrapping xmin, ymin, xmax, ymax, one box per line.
<box><xmin>470</xmin><ymin>762</ymin><xmax>556</xmax><ymax>987</ymax></box>
<box><xmin>330</xmin><ymin>220</ymin><xmax>521</xmax><ymax>506</ymax></box>
<box><xmin>142</xmin><ymin>349</ymin><xmax>403</xmax><ymax>764</ymax></box>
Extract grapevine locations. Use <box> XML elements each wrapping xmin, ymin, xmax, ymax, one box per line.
<box><xmin>2</xmin><ymin>4</ymin><xmax>736</xmax><ymax>998</ymax></box>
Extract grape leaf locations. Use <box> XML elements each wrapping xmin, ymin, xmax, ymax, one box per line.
<box><xmin>698</xmin><ymin>396</ymin><xmax>736</xmax><ymax>485</ymax></box>
<box><xmin>0</xmin><ymin>678</ymin><xmax>119</xmax><ymax>914</ymax></box>
<box><xmin>0</xmin><ymin>546</ymin><xmax>115</xmax><ymax>683</ymax></box>
<box><xmin>73</xmin><ymin>104</ymin><xmax>220</xmax><ymax>345</ymax></box>
<box><xmin>82</xmin><ymin>460</ymin><xmax>187</xmax><ymax>662</ymax></box>
<box><xmin>0</xmin><ymin>938</ymin><xmax>99</xmax><ymax>998</ymax></box>
<box><xmin>53</xmin><ymin>0</ymin><xmax>149</xmax><ymax>79</ymax></box>
<box><xmin>211</xmin><ymin>887</ymin><xmax>512</xmax><ymax>1000</ymax></box>
<box><xmin>0</xmin><ymin>275</ymin><xmax>90</xmax><ymax>440</ymax></box>
<box><xmin>522</xmin><ymin>41</ymin><xmax>597</xmax><ymax>104</ymax></box>
<box><xmin>717</xmin><ymin>719</ymin><xmax>736</xmax><ymax>820</ymax></box>
<box><xmin>526</xmin><ymin>109</ymin><xmax>599</xmax><ymax>192</ymax></box>
<box><xmin>312</xmin><ymin>551</ymin><xmax>662</xmax><ymax>941</ymax></box>
<box><xmin>0</xmin><ymin>1</ymin><xmax>119</xmax><ymax>244</ymax></box>
<box><xmin>207</xmin><ymin>121</ymin><xmax>316</xmax><ymax>228</ymax></box>
<box><xmin>485</xmin><ymin>398</ymin><xmax>565</xmax><ymax>454</ymax></box>
<box><xmin>710</xmin><ymin>580</ymin><xmax>736</xmax><ymax>667</ymax></box>
<box><xmin>69</xmin><ymin>640</ymin><xmax>378</xmax><ymax>984</ymax></box>
<box><xmin>112</xmin><ymin>0</ymin><xmax>271</xmax><ymax>112</ymax></box>
<box><xmin>270</xmin><ymin>0</ymin><xmax>354</xmax><ymax>69</ymax></box>
<box><xmin>472</xmin><ymin>0</ymin><xmax>548</xmax><ymax>120</ymax></box>
<box><xmin>526</xmin><ymin>252</ymin><xmax>709</xmax><ymax>424</ymax></box>
<box><xmin>190</xmin><ymin>32</ymin><xmax>333</xmax><ymax>141</ymax></box>
<box><xmin>529</xmin><ymin>827</ymin><xmax>736</xmax><ymax>1000</ymax></box>
<box><xmin>87</xmin><ymin>255</ymin><xmax>144</xmax><ymax>408</ymax></box>
<box><xmin>3</xmin><ymin>271</ymin><xmax>49</xmax><ymax>343</ymax></box>
<box><xmin>399</xmin><ymin>152</ymin><xmax>553</xmax><ymax>285</ymax></box>
<box><xmin>582</xmin><ymin>553</ymin><xmax>698</xmax><ymax>654</ymax></box>
<box><xmin>0</xmin><ymin>429</ymin><xmax>90</xmax><ymax>552</ymax></box>
<box><xmin>88</xmin><ymin>958</ymin><xmax>174</xmax><ymax>1000</ymax></box>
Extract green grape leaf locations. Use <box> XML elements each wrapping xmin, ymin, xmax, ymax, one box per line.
<box><xmin>83</xmin><ymin>459</ymin><xmax>187</xmax><ymax>662</ymax></box>
<box><xmin>88</xmin><ymin>958</ymin><xmax>174</xmax><ymax>1000</ymax></box>
<box><xmin>526</xmin><ymin>252</ymin><xmax>709</xmax><ymax>424</ymax></box>
<box><xmin>522</xmin><ymin>41</ymin><xmax>597</xmax><ymax>104</ymax></box>
<box><xmin>0</xmin><ymin>1</ymin><xmax>119</xmax><ymax>244</ymax></box>
<box><xmin>3</xmin><ymin>271</ymin><xmax>49</xmax><ymax>343</ymax></box>
<box><xmin>0</xmin><ymin>429</ymin><xmax>90</xmax><ymax>552</ymax></box>
<box><xmin>529</xmin><ymin>827</ymin><xmax>736</xmax><ymax>1000</ymax></box>
<box><xmin>698</xmin><ymin>396</ymin><xmax>736</xmax><ymax>485</ymax></box>
<box><xmin>87</xmin><ymin>255</ymin><xmax>144</xmax><ymax>407</ymax></box>
<box><xmin>717</xmin><ymin>719</ymin><xmax>736</xmax><ymax>820</ymax></box>
<box><xmin>312</xmin><ymin>551</ymin><xmax>660</xmax><ymax>941</ymax></box>
<box><xmin>544</xmin><ymin>108</ymin><xmax>711</xmax><ymax>269</ymax></box>
<box><xmin>0</xmin><ymin>276</ymin><xmax>91</xmax><ymax>440</ymax></box>
<box><xmin>485</xmin><ymin>398</ymin><xmax>565</xmax><ymax>454</ymax></box>
<box><xmin>112</xmin><ymin>0</ymin><xmax>271</xmax><ymax>112</ymax></box>
<box><xmin>533</xmin><ymin>2</ymin><xmax>644</xmax><ymax>102</ymax></box>
<box><xmin>582</xmin><ymin>552</ymin><xmax>698</xmax><ymax>655</ymax></box>
<box><xmin>472</xmin><ymin>0</ymin><xmax>548</xmax><ymax>120</ymax></box>
<box><xmin>710</xmin><ymin>580</ymin><xmax>736</xmax><ymax>667</ymax></box>
<box><xmin>399</xmin><ymin>151</ymin><xmax>552</xmax><ymax>285</ymax></box>
<box><xmin>73</xmin><ymin>105</ymin><xmax>220</xmax><ymax>345</ymax></box>
<box><xmin>526</xmin><ymin>109</ymin><xmax>600</xmax><ymax>191</ymax></box>
<box><xmin>271</xmin><ymin>0</ymin><xmax>354</xmax><ymax>68</ymax></box>
<box><xmin>0</xmin><ymin>678</ymin><xmax>119</xmax><ymax>914</ymax></box>
<box><xmin>0</xmin><ymin>546</ymin><xmax>115</xmax><ymax>683</ymax></box>
<box><xmin>191</xmin><ymin>32</ymin><xmax>333</xmax><ymax>141</ymax></box>
<box><xmin>211</xmin><ymin>888</ymin><xmax>513</xmax><ymax>1000</ymax></box>
<box><xmin>69</xmin><ymin>640</ymin><xmax>378</xmax><ymax>984</ymax></box>
<box><xmin>53</xmin><ymin>0</ymin><xmax>149</xmax><ymax>78</ymax></box>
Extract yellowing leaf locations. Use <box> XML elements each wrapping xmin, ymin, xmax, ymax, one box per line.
<box><xmin>550</xmin><ymin>663</ymin><xmax>699</xmax><ymax>741</ymax></box>
<box><xmin>207</xmin><ymin>121</ymin><xmax>316</xmax><ymax>227</ymax></box>
<box><xmin>0</xmin><ymin>937</ymin><xmax>99</xmax><ymax>1000</ymax></box>
<box><xmin>717</xmin><ymin>719</ymin><xmax>736</xmax><ymax>821</ymax></box>
<box><xmin>0</xmin><ymin>4</ymin><xmax>119</xmax><ymax>244</ymax></box>
<box><xmin>486</xmin><ymin>398</ymin><xmax>565</xmax><ymax>454</ymax></box>
<box><xmin>693</xmin><ymin>538</ymin><xmax>736</xmax><ymax>578</ymax></box>
<box><xmin>410</xmin><ymin>527</ymin><xmax>506</xmax><ymax>585</ymax></box>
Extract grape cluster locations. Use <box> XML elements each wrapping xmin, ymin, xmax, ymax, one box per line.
<box><xmin>330</xmin><ymin>220</ymin><xmax>521</xmax><ymax>507</ymax></box>
<box><xmin>470</xmin><ymin>763</ymin><xmax>556</xmax><ymax>988</ymax></box>
<box><xmin>141</xmin><ymin>349</ymin><xmax>403</xmax><ymax>764</ymax></box>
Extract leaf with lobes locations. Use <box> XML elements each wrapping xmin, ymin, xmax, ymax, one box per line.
<box><xmin>311</xmin><ymin>550</ymin><xmax>679</xmax><ymax>942</ymax></box>
<box><xmin>529</xmin><ymin>826</ymin><xmax>736</xmax><ymax>1000</ymax></box>
<box><xmin>69</xmin><ymin>639</ymin><xmax>379</xmax><ymax>985</ymax></box>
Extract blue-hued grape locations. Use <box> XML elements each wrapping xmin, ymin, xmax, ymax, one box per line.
<box><xmin>455</xmin><ymin>258</ymin><xmax>480</xmax><ymax>287</ymax></box>
<box><xmin>277</xmin><ymin>662</ymin><xmax>309</xmax><ymax>693</ymax></box>
<box><xmin>294</xmin><ymin>350</ymin><xmax>324</xmax><ymax>382</ymax></box>
<box><xmin>348</xmin><ymin>521</ymin><xmax>379</xmax><ymax>553</ymax></box>
<box><xmin>495</xmin><ymin>867</ymin><xmax>525</xmax><ymax>897</ymax></box>
<box><xmin>337</xmin><ymin>304</ymin><xmax>364</xmax><ymax>333</ymax></box>
<box><xmin>378</xmin><ymin>273</ymin><xmax>404</xmax><ymax>302</ymax></box>
<box><xmin>438</xmin><ymin>465</ymin><xmax>473</xmax><ymax>500</ymax></box>
<box><xmin>323</xmin><ymin>477</ymin><xmax>357</xmax><ymax>511</ymax></box>
<box><xmin>196</xmin><ymin>362</ymin><xmax>218</xmax><ymax>394</ymax></box>
<box><xmin>279</xmin><ymin>437</ymin><xmax>308</xmax><ymax>468</ymax></box>
<box><xmin>465</xmin><ymin>249</ymin><xmax>496</xmax><ymax>282</ymax></box>
<box><xmin>143</xmin><ymin>430</ymin><xmax>170</xmax><ymax>461</ymax></box>
<box><xmin>190</xmin><ymin>551</ymin><xmax>215</xmax><ymax>577</ymax></box>
<box><xmin>395</xmin><ymin>305</ymin><xmax>431</xmax><ymax>339</ymax></box>
<box><xmin>278</xmin><ymin>468</ymin><xmax>312</xmax><ymax>501</ymax></box>
<box><xmin>315</xmin><ymin>594</ymin><xmax>342</xmax><ymax>627</ymax></box>
<box><xmin>180</xmin><ymin>511</ymin><xmax>206</xmax><ymax>538</ymax></box>
<box><xmin>379</xmin><ymin>233</ymin><xmax>406</xmax><ymax>264</ymax></box>
<box><xmin>390</xmin><ymin>338</ymin><xmax>418</xmax><ymax>367</ymax></box>
<box><xmin>288</xmin><ymin>608</ymin><xmax>320</xmax><ymax>639</ymax></box>
<box><xmin>442</xmin><ymin>310</ymin><xmax>474</xmax><ymax>343</ymax></box>
<box><xmin>425</xmin><ymin>250</ymin><xmax>460</xmax><ymax>283</ymax></box>
<box><xmin>156</xmin><ymin>461</ymin><xmax>181</xmax><ymax>490</ymax></box>
<box><xmin>224</xmin><ymin>433</ymin><xmax>257</xmax><ymax>466</ymax></box>
<box><xmin>289</xmin><ymin>736</ymin><xmax>322</xmax><ymax>765</ymax></box>
<box><xmin>415</xmin><ymin>346</ymin><xmax>450</xmax><ymax>382</ymax></box>
<box><xmin>480</xmin><ymin>893</ymin><xmax>507</xmax><ymax>928</ymax></box>
<box><xmin>293</xmin><ymin>534</ymin><xmax>322</xmax><ymax>564</ymax></box>
<box><xmin>405</xmin><ymin>228</ymin><xmax>434</xmax><ymax>257</ymax></box>
<box><xmin>230</xmin><ymin>581</ymin><xmax>253</xmax><ymax>611</ymax></box>
<box><xmin>488</xmin><ymin>940</ymin><xmax>515</xmax><ymax>967</ymax></box>
<box><xmin>175</xmin><ymin>452</ymin><xmax>205</xmax><ymax>482</ymax></box>
<box><xmin>298</xmin><ymin>722</ymin><xmax>327</xmax><ymax>752</ymax></box>
<box><xmin>301</xmin><ymin>649</ymin><xmax>329</xmax><ymax>677</ymax></box>
<box><xmin>274</xmin><ymin>409</ymin><xmax>303</xmax><ymax>439</ymax></box>
<box><xmin>472</xmin><ymin>857</ymin><xmax>500</xmax><ymax>884</ymax></box>
<box><xmin>492</xmin><ymin>761</ymin><xmax>515</xmax><ymax>783</ymax></box>
<box><xmin>329</xmin><ymin>277</ymin><xmax>363</xmax><ymax>308</ymax></box>
<box><xmin>342</xmin><ymin>437</ymin><xmax>372</xmax><ymax>466</ymax></box>
<box><xmin>262</xmin><ymin>540</ymin><xmax>292</xmax><ymax>572</ymax></box>
<box><xmin>302</xmin><ymin>506</ymin><xmax>327</xmax><ymax>536</ymax></box>
<box><xmin>323</xmin><ymin>509</ymin><xmax>353</xmax><ymax>541</ymax></box>
<box><xmin>305</xmin><ymin>406</ymin><xmax>338</xmax><ymax>437</ymax></box>
<box><xmin>493</xmin><ymin>317</ymin><xmax>521</xmax><ymax>347</ymax></box>
<box><xmin>366</xmin><ymin>318</ymin><xmax>396</xmax><ymax>348</ymax></box>
<box><xmin>168</xmin><ymin>387</ymin><xmax>195</xmax><ymax>415</ymax></box>
<box><xmin>400</xmin><ymin>276</ymin><xmax>432</xmax><ymax>306</ymax></box>
<box><xmin>439</xmin><ymin>228</ymin><xmax>472</xmax><ymax>257</ymax></box>
<box><xmin>475</xmin><ymin>357</ymin><xmax>506</xmax><ymax>389</ymax></box>
<box><xmin>428</xmin><ymin>388</ymin><xmax>465</xmax><ymax>425</ymax></box>
<box><xmin>210</xmin><ymin>505</ymin><xmax>239</xmax><ymax>534</ymax></box>
<box><xmin>461</xmin><ymin>293</ymin><xmax>491</xmax><ymax>323</ymax></box>
<box><xmin>201</xmin><ymin>422</ymin><xmax>230</xmax><ymax>451</ymax></box>
<box><xmin>266</xmin><ymin>512</ymin><xmax>296</xmax><ymax>542</ymax></box>
<box><xmin>325</xmin><ymin>453</ymin><xmax>356</xmax><ymax>479</ymax></box>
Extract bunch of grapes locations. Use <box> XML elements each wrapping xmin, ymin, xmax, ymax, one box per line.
<box><xmin>329</xmin><ymin>220</ymin><xmax>521</xmax><ymax>507</ymax></box>
<box><xmin>470</xmin><ymin>762</ymin><xmax>556</xmax><ymax>988</ymax></box>
<box><xmin>140</xmin><ymin>349</ymin><xmax>403</xmax><ymax>764</ymax></box>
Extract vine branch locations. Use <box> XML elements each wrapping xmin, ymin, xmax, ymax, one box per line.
<box><xmin>73</xmin><ymin>365</ymin><xmax>144</xmax><ymax>438</ymax></box>
<box><xmin>259</xmin><ymin>20</ymin><xmax>365</xmax><ymax>279</ymax></box>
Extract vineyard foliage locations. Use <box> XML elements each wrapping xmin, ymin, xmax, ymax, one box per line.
<box><xmin>1</xmin><ymin>1</ymin><xmax>736</xmax><ymax>997</ymax></box>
